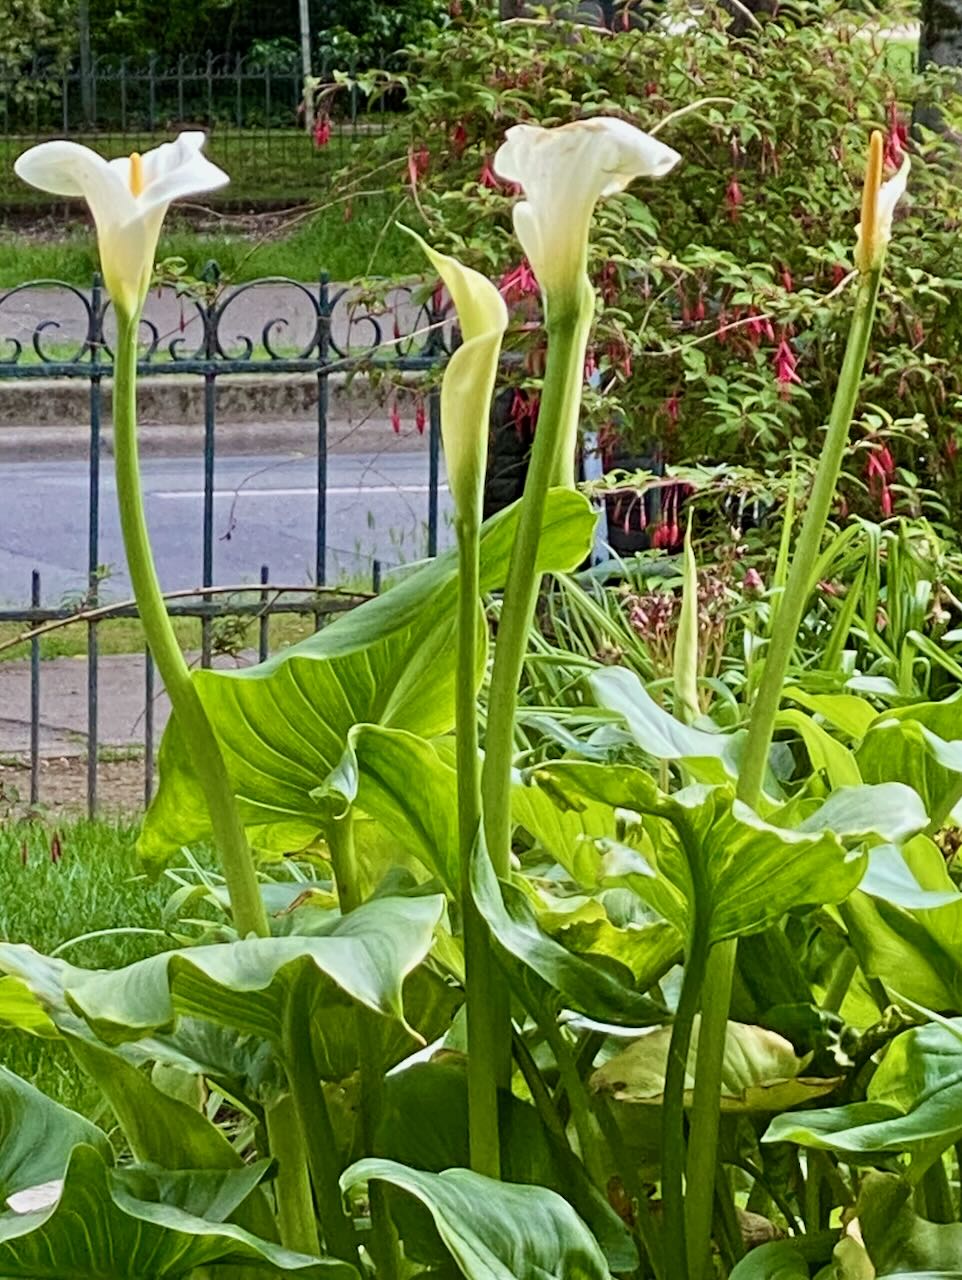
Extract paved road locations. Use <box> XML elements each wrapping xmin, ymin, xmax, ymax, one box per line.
<box><xmin>0</xmin><ymin>449</ymin><xmax>453</xmax><ymax>606</ymax></box>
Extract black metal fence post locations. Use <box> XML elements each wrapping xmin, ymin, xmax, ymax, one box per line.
<box><xmin>29</xmin><ymin>571</ymin><xmax>41</xmax><ymax>808</ymax></box>
<box><xmin>315</xmin><ymin>274</ymin><xmax>330</xmax><ymax>613</ymax></box>
<box><xmin>201</xmin><ymin>295</ymin><xmax>217</xmax><ymax>668</ymax></box>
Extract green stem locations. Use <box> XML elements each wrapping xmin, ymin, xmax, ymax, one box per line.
<box><xmin>327</xmin><ymin>812</ymin><xmax>402</xmax><ymax>1278</ymax></box>
<box><xmin>539</xmin><ymin>1015</ymin><xmax>607</xmax><ymax>1192</ymax></box>
<box><xmin>265</xmin><ymin>1094</ymin><xmax>320</xmax><ymax>1256</ymax></box>
<box><xmin>281</xmin><ymin>984</ymin><xmax>359</xmax><ymax>1268</ymax></box>
<box><xmin>112</xmin><ymin>308</ymin><xmax>268</xmax><ymax>939</ymax></box>
<box><xmin>327</xmin><ymin>811</ymin><xmax>361</xmax><ymax>913</ymax></box>
<box><xmin>737</xmin><ymin>265</ymin><xmax>883</xmax><ymax>806</ymax></box>
<box><xmin>823</xmin><ymin>947</ymin><xmax>858</xmax><ymax>1015</ymax></box>
<box><xmin>456</xmin><ymin>515</ymin><xmax>503</xmax><ymax>1179</ymax></box>
<box><xmin>481</xmin><ymin>292</ymin><xmax>592</xmax><ymax>1088</ymax></box>
<box><xmin>593</xmin><ymin>1085</ymin><xmax>665</xmax><ymax>1280</ymax></box>
<box><xmin>685</xmin><ymin>265</ymin><xmax>884</xmax><ymax>1280</ymax></box>
<box><xmin>662</xmin><ymin>904</ymin><xmax>711</xmax><ymax>1280</ymax></box>
<box><xmin>357</xmin><ymin>1010</ymin><xmax>402</xmax><ymax>1280</ymax></box>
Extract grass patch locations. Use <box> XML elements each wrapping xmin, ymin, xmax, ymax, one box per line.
<box><xmin>0</xmin><ymin>127</ymin><xmax>421</xmax><ymax>287</ymax></box>
<box><xmin>0</xmin><ymin>203</ymin><xmax>420</xmax><ymax>289</ymax></box>
<box><xmin>0</xmin><ymin>819</ymin><xmax>178</xmax><ymax>1113</ymax></box>
<box><xmin>0</xmin><ymin>611</ymin><xmax>323</xmax><ymax>663</ymax></box>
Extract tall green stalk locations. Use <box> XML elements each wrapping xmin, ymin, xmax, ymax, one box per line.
<box><xmin>683</xmin><ymin>260</ymin><xmax>886</xmax><ymax>1280</ymax></box>
<box><xmin>112</xmin><ymin>309</ymin><xmax>268</xmax><ymax>940</ymax></box>
<box><xmin>455</xmin><ymin>513</ymin><xmax>503</xmax><ymax>1179</ymax></box>
<box><xmin>327</xmin><ymin>812</ymin><xmax>402</xmax><ymax>1279</ymax></box>
<box><xmin>265</xmin><ymin>1095</ymin><xmax>320</xmax><ymax>1256</ymax></box>
<box><xmin>481</xmin><ymin>292</ymin><xmax>593</xmax><ymax>1089</ymax></box>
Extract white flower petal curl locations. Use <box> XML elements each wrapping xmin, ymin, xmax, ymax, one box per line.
<box><xmin>494</xmin><ymin>118</ymin><xmax>680</xmax><ymax>297</ymax></box>
<box><xmin>14</xmin><ymin>132</ymin><xmax>229</xmax><ymax>314</ymax></box>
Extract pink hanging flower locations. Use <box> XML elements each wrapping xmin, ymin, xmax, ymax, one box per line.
<box><xmin>415</xmin><ymin>397</ymin><xmax>426</xmax><ymax>435</ymax></box>
<box><xmin>773</xmin><ymin>335</ymin><xmax>801</xmax><ymax>395</ymax></box>
<box><xmin>499</xmin><ymin>259</ymin><xmax>539</xmax><ymax>303</ymax></box>
<box><xmin>407</xmin><ymin>145</ymin><xmax>430</xmax><ymax>187</ymax></box>
<box><xmin>313</xmin><ymin>116</ymin><xmax>331</xmax><ymax>148</ymax></box>
<box><xmin>390</xmin><ymin>400</ymin><xmax>402</xmax><ymax>435</ymax></box>
<box><xmin>664</xmin><ymin>392</ymin><xmax>681</xmax><ymax>425</ymax></box>
<box><xmin>884</xmin><ymin>101</ymin><xmax>909</xmax><ymax>170</ymax></box>
<box><xmin>743</xmin><ymin>567</ymin><xmax>764</xmax><ymax>594</ymax></box>
<box><xmin>781</xmin><ymin>265</ymin><xmax>794</xmax><ymax>292</ymax></box>
<box><xmin>451</xmin><ymin>121</ymin><xmax>468</xmax><ymax>155</ymax></box>
<box><xmin>725</xmin><ymin>176</ymin><xmax>743</xmax><ymax>221</ymax></box>
<box><xmin>584</xmin><ymin>347</ymin><xmax>597</xmax><ymax>380</ymax></box>
<box><xmin>478</xmin><ymin>155</ymin><xmax>500</xmax><ymax>189</ymax></box>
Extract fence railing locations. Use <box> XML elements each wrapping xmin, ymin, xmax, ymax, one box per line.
<box><xmin>0</xmin><ymin>272</ymin><xmax>450</xmax><ymax>816</ymax></box>
<box><xmin>0</xmin><ymin>52</ymin><xmax>398</xmax><ymax>206</ymax></box>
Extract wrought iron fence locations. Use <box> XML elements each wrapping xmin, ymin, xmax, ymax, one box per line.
<box><xmin>0</xmin><ymin>53</ymin><xmax>397</xmax><ymax>206</ymax></box>
<box><xmin>0</xmin><ymin>272</ymin><xmax>448</xmax><ymax>816</ymax></box>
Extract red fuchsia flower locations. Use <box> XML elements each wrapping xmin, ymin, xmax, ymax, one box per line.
<box><xmin>884</xmin><ymin>102</ymin><xmax>909</xmax><ymax>170</ymax></box>
<box><xmin>865</xmin><ymin>443</ymin><xmax>896</xmax><ymax>516</ymax></box>
<box><xmin>773</xmin><ymin>334</ymin><xmax>801</xmax><ymax>395</ymax></box>
<box><xmin>415</xmin><ymin>397</ymin><xmax>426</xmax><ymax>435</ymax></box>
<box><xmin>390</xmin><ymin>399</ymin><xmax>401</xmax><ymax>435</ymax></box>
<box><xmin>693</xmin><ymin>292</ymin><xmax>706</xmax><ymax>323</ymax></box>
<box><xmin>499</xmin><ymin>259</ymin><xmax>539</xmax><ymax>303</ymax></box>
<box><xmin>725</xmin><ymin>176</ymin><xmax>743</xmax><ymax>221</ymax></box>
<box><xmin>451</xmin><ymin>121</ymin><xmax>468</xmax><ymax>155</ymax></box>
<box><xmin>313</xmin><ymin>116</ymin><xmax>331</xmax><ymax>148</ymax></box>
<box><xmin>600</xmin><ymin>261</ymin><xmax>620</xmax><ymax>305</ymax></box>
<box><xmin>831</xmin><ymin>263</ymin><xmax>848</xmax><ymax>288</ymax></box>
<box><xmin>584</xmin><ymin>347</ymin><xmax>597</xmax><ymax>380</ymax></box>
<box><xmin>913</xmin><ymin>318</ymin><xmax>925</xmax><ymax>345</ymax></box>
<box><xmin>510</xmin><ymin>389</ymin><xmax>540</xmax><ymax>439</ymax></box>
<box><xmin>743</xmin><ymin>567</ymin><xmax>764</xmax><ymax>594</ymax></box>
<box><xmin>664</xmin><ymin>392</ymin><xmax>681</xmax><ymax>424</ymax></box>
<box><xmin>478</xmin><ymin>155</ymin><xmax>499</xmax><ymax>189</ymax></box>
<box><xmin>651</xmin><ymin>521</ymin><xmax>672</xmax><ymax>548</ymax></box>
<box><xmin>407</xmin><ymin>145</ymin><xmax>430</xmax><ymax>187</ymax></box>
<box><xmin>781</xmin><ymin>265</ymin><xmax>794</xmax><ymax>292</ymax></box>
<box><xmin>745</xmin><ymin>308</ymin><xmax>775</xmax><ymax>346</ymax></box>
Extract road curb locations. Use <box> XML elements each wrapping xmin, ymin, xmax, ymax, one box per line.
<box><xmin>0</xmin><ymin>372</ymin><xmax>432</xmax><ymax>459</ymax></box>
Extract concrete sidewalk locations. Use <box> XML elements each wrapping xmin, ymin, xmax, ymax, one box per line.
<box><xmin>0</xmin><ymin>649</ymin><xmax>252</xmax><ymax>759</ymax></box>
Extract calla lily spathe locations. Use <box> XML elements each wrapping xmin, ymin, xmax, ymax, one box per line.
<box><xmin>14</xmin><ymin>132</ymin><xmax>228</xmax><ymax>315</ymax></box>
<box><xmin>405</xmin><ymin>229</ymin><xmax>508</xmax><ymax>521</ymax></box>
<box><xmin>494</xmin><ymin>118</ymin><xmax>680</xmax><ymax>301</ymax></box>
<box><xmin>854</xmin><ymin>134</ymin><xmax>909</xmax><ymax>274</ymax></box>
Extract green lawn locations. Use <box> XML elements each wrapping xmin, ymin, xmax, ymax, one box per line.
<box><xmin>0</xmin><ymin>820</ymin><xmax>179</xmax><ymax>1114</ymax></box>
<box><xmin>0</xmin><ymin>127</ymin><xmax>421</xmax><ymax>286</ymax></box>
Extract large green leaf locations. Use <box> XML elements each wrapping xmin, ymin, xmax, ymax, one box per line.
<box><xmin>588</xmin><ymin>665</ymin><xmax>743</xmax><ymax>781</ymax></box>
<box><xmin>0</xmin><ymin>1067</ymin><xmax>110</xmax><ymax>1205</ymax></box>
<box><xmin>0</xmin><ymin>1144</ymin><xmax>352</xmax><ymax>1278</ymax></box>
<box><xmin>763</xmin><ymin>1021</ymin><xmax>962</xmax><ymax>1157</ymax></box>
<box><xmin>66</xmin><ymin>1035</ymin><xmax>279</xmax><ymax>1241</ymax></box>
<box><xmin>729</xmin><ymin>1241</ymin><xmax>809</xmax><ymax>1279</ymax></box>
<box><xmin>470</xmin><ymin>841</ymin><xmax>666</xmax><ymax>1025</ymax></box>
<box><xmin>591</xmin><ymin>1018</ymin><xmax>838</xmax><ymax>1111</ymax></box>
<box><xmin>857</xmin><ymin>693</ymin><xmax>962</xmax><ymax>824</ymax></box>
<box><xmin>531</xmin><ymin>764</ymin><xmax>891</xmax><ymax>944</ymax></box>
<box><xmin>321</xmin><ymin>722</ymin><xmax>665</xmax><ymax>1025</ymax></box>
<box><xmin>0</xmin><ymin>894</ymin><xmax>443</xmax><ymax>1046</ymax></box>
<box><xmin>377</xmin><ymin>1060</ymin><xmax>636</xmax><ymax>1273</ymax></box>
<box><xmin>341</xmin><ymin>1158</ymin><xmax>609</xmax><ymax>1280</ymax></box>
<box><xmin>843</xmin><ymin>836</ymin><xmax>962</xmax><ymax>1010</ymax></box>
<box><xmin>142</xmin><ymin>490</ymin><xmax>596</xmax><ymax>864</ymax></box>
<box><xmin>855</xmin><ymin>1171</ymin><xmax>962</xmax><ymax>1277</ymax></box>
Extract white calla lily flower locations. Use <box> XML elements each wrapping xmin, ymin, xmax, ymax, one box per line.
<box><xmin>14</xmin><ymin>132</ymin><xmax>228</xmax><ymax>315</ymax></box>
<box><xmin>494</xmin><ymin>118</ymin><xmax>680</xmax><ymax>301</ymax></box>
<box><xmin>854</xmin><ymin>134</ymin><xmax>909</xmax><ymax>274</ymax></box>
<box><xmin>404</xmin><ymin>229</ymin><xmax>508</xmax><ymax>520</ymax></box>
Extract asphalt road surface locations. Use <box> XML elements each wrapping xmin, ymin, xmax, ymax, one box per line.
<box><xmin>0</xmin><ymin>450</ymin><xmax>453</xmax><ymax>607</ymax></box>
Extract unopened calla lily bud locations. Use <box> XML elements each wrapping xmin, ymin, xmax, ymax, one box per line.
<box><xmin>14</xmin><ymin>132</ymin><xmax>228</xmax><ymax>316</ymax></box>
<box><xmin>403</xmin><ymin>229</ymin><xmax>508</xmax><ymax>522</ymax></box>
<box><xmin>854</xmin><ymin>129</ymin><xmax>909</xmax><ymax>274</ymax></box>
